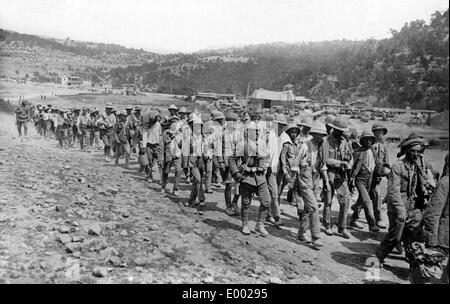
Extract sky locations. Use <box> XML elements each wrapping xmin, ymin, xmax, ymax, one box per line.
<box><xmin>0</xmin><ymin>0</ymin><xmax>448</xmax><ymax>53</ymax></box>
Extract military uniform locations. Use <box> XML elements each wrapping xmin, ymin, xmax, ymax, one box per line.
<box><xmin>15</xmin><ymin>102</ymin><xmax>31</xmax><ymax>136</ymax></box>
<box><xmin>349</xmin><ymin>143</ymin><xmax>378</xmax><ymax>231</ymax></box>
<box><xmin>376</xmin><ymin>157</ymin><xmax>423</xmax><ymax>262</ymax></box>
<box><xmin>222</xmin><ymin>115</ymin><xmax>242</xmax><ymax>216</ymax></box>
<box><xmin>187</xmin><ymin>120</ymin><xmax>206</xmax><ymax>209</ymax></box>
<box><xmin>229</xmin><ymin>138</ymin><xmax>271</xmax><ymax>236</ymax></box>
<box><xmin>291</xmin><ymin>138</ymin><xmax>322</xmax><ymax>245</ymax></box>
<box><xmin>321</xmin><ymin>129</ymin><xmax>353</xmax><ymax>236</ymax></box>
<box><xmin>114</xmin><ymin>112</ymin><xmax>131</xmax><ymax>167</ymax></box>
<box><xmin>77</xmin><ymin>112</ymin><xmax>91</xmax><ymax>150</ymax></box>
<box><xmin>160</xmin><ymin>120</ymin><xmax>182</xmax><ymax>195</ymax></box>
<box><xmin>99</xmin><ymin>110</ymin><xmax>116</xmax><ymax>159</ymax></box>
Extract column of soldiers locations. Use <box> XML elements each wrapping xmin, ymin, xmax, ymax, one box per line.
<box><xmin>16</xmin><ymin>100</ymin><xmax>448</xmax><ymax>283</ymax></box>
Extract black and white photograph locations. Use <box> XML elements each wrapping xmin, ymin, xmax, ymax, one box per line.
<box><xmin>0</xmin><ymin>0</ymin><xmax>448</xmax><ymax>289</ymax></box>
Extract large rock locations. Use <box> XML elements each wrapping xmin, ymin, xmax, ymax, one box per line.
<box><xmin>92</xmin><ymin>267</ymin><xmax>108</xmax><ymax>278</ymax></box>
<box><xmin>87</xmin><ymin>223</ymin><xmax>102</xmax><ymax>236</ymax></box>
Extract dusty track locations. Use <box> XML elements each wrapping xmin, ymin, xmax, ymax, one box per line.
<box><xmin>0</xmin><ymin>113</ymin><xmax>414</xmax><ymax>284</ymax></box>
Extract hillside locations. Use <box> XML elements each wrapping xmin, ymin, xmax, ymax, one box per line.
<box><xmin>0</xmin><ymin>29</ymin><xmax>161</xmax><ymax>83</ymax></box>
<box><xmin>108</xmin><ymin>9</ymin><xmax>448</xmax><ymax>111</ymax></box>
<box><xmin>1</xmin><ymin>9</ymin><xmax>448</xmax><ymax>111</ymax></box>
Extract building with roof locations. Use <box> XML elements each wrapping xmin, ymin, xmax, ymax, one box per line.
<box><xmin>61</xmin><ymin>75</ymin><xmax>82</xmax><ymax>86</ymax></box>
<box><xmin>248</xmin><ymin>88</ymin><xmax>295</xmax><ymax>110</ymax></box>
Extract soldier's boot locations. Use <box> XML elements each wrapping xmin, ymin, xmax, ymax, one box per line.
<box><xmin>312</xmin><ymin>238</ymin><xmax>324</xmax><ymax>248</ymax></box>
<box><xmin>338</xmin><ymin>228</ymin><xmax>351</xmax><ymax>239</ymax></box>
<box><xmin>297</xmin><ymin>212</ymin><xmax>310</xmax><ymax>242</ymax></box>
<box><xmin>124</xmin><ymin>155</ymin><xmax>130</xmax><ymax>169</ymax></box>
<box><xmin>325</xmin><ymin>225</ymin><xmax>334</xmax><ymax>236</ymax></box>
<box><xmin>231</xmin><ymin>197</ymin><xmax>240</xmax><ymax>216</ymax></box>
<box><xmin>350</xmin><ymin>218</ymin><xmax>364</xmax><ymax>229</ymax></box>
<box><xmin>197</xmin><ymin>201</ymin><xmax>206</xmax><ymax>215</ymax></box>
<box><xmin>241</xmin><ymin>209</ymin><xmax>251</xmax><ymax>235</ymax></box>
<box><xmin>255</xmin><ymin>209</ymin><xmax>269</xmax><ymax>237</ymax></box>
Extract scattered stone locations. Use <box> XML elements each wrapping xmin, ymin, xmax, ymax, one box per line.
<box><xmin>72</xmin><ymin>252</ymin><xmax>81</xmax><ymax>258</ymax></box>
<box><xmin>148</xmin><ymin>224</ymin><xmax>159</xmax><ymax>231</ymax></box>
<box><xmin>87</xmin><ymin>223</ymin><xmax>102</xmax><ymax>236</ymax></box>
<box><xmin>78</xmin><ymin>177</ymin><xmax>86</xmax><ymax>184</ymax></box>
<box><xmin>57</xmin><ymin>235</ymin><xmax>72</xmax><ymax>244</ymax></box>
<box><xmin>69</xmin><ymin>235</ymin><xmax>83</xmax><ymax>243</ymax></box>
<box><xmin>134</xmin><ymin>257</ymin><xmax>147</xmax><ymax>266</ymax></box>
<box><xmin>92</xmin><ymin>267</ymin><xmax>108</xmax><ymax>278</ymax></box>
<box><xmin>52</xmin><ymin>170</ymin><xmax>59</xmax><ymax>175</ymax></box>
<box><xmin>108</xmin><ymin>188</ymin><xmax>119</xmax><ymax>195</ymax></box>
<box><xmin>121</xmin><ymin>211</ymin><xmax>130</xmax><ymax>218</ymax></box>
<box><xmin>63</xmin><ymin>165</ymin><xmax>71</xmax><ymax>170</ymax></box>
<box><xmin>108</xmin><ymin>256</ymin><xmax>122</xmax><ymax>267</ymax></box>
<box><xmin>203</xmin><ymin>276</ymin><xmax>214</xmax><ymax>283</ymax></box>
<box><xmin>45</xmin><ymin>198</ymin><xmax>57</xmax><ymax>204</ymax></box>
<box><xmin>135</xmin><ymin>266</ymin><xmax>143</xmax><ymax>272</ymax></box>
<box><xmin>10</xmin><ymin>271</ymin><xmax>20</xmax><ymax>279</ymax></box>
<box><xmin>119</xmin><ymin>229</ymin><xmax>128</xmax><ymax>236</ymax></box>
<box><xmin>58</xmin><ymin>226</ymin><xmax>71</xmax><ymax>234</ymax></box>
<box><xmin>268</xmin><ymin>276</ymin><xmax>282</xmax><ymax>284</ymax></box>
<box><xmin>65</xmin><ymin>242</ymin><xmax>81</xmax><ymax>253</ymax></box>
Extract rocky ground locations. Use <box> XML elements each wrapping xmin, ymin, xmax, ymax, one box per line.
<box><xmin>0</xmin><ymin>113</ymin><xmax>428</xmax><ymax>284</ymax></box>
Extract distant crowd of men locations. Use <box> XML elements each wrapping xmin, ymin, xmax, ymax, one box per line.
<box><xmin>14</xmin><ymin>99</ymin><xmax>448</xmax><ymax>284</ymax></box>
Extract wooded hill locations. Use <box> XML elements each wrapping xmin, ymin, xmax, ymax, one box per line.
<box><xmin>1</xmin><ymin>9</ymin><xmax>448</xmax><ymax>111</ymax></box>
<box><xmin>109</xmin><ymin>9</ymin><xmax>449</xmax><ymax>111</ymax></box>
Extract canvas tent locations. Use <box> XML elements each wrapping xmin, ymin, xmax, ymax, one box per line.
<box><xmin>249</xmin><ymin>88</ymin><xmax>295</xmax><ymax>110</ymax></box>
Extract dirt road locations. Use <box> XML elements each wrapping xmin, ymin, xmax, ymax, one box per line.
<box><xmin>0</xmin><ymin>113</ymin><xmax>416</xmax><ymax>284</ymax></box>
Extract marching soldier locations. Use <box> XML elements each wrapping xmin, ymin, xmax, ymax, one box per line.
<box><xmin>77</xmin><ymin>108</ymin><xmax>91</xmax><ymax>151</ymax></box>
<box><xmin>141</xmin><ymin>109</ymin><xmax>162</xmax><ymax>183</ymax></box>
<box><xmin>89</xmin><ymin>109</ymin><xmax>101</xmax><ymax>150</ymax></box>
<box><xmin>186</xmin><ymin>114</ymin><xmax>207</xmax><ymax>213</ymax></box>
<box><xmin>71</xmin><ymin>108</ymin><xmax>81</xmax><ymax>146</ymax></box>
<box><xmin>291</xmin><ymin>123</ymin><xmax>324</xmax><ymax>248</ymax></box>
<box><xmin>160</xmin><ymin>116</ymin><xmax>183</xmax><ymax>196</ymax></box>
<box><xmin>222</xmin><ymin>112</ymin><xmax>242</xmax><ymax>217</ymax></box>
<box><xmin>99</xmin><ymin>103</ymin><xmax>116</xmax><ymax>161</ymax></box>
<box><xmin>277</xmin><ymin>123</ymin><xmax>299</xmax><ymax>211</ymax></box>
<box><xmin>229</xmin><ymin>121</ymin><xmax>271</xmax><ymax>236</ymax></box>
<box><xmin>376</xmin><ymin>137</ymin><xmax>425</xmax><ymax>266</ymax></box>
<box><xmin>15</xmin><ymin>99</ymin><xmax>31</xmax><ymax>137</ymax></box>
<box><xmin>320</xmin><ymin>116</ymin><xmax>353</xmax><ymax>239</ymax></box>
<box><xmin>348</xmin><ymin>131</ymin><xmax>380</xmax><ymax>232</ymax></box>
<box><xmin>114</xmin><ymin>110</ymin><xmax>131</xmax><ymax>168</ymax></box>
<box><xmin>179</xmin><ymin>107</ymin><xmax>192</xmax><ymax>183</ymax></box>
<box><xmin>266</xmin><ymin>116</ymin><xmax>287</xmax><ymax>226</ymax></box>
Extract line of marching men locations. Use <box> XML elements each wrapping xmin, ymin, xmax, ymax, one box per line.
<box><xmin>22</xmin><ymin>101</ymin><xmax>448</xmax><ymax>283</ymax></box>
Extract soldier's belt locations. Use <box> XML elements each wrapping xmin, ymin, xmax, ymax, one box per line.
<box><xmin>242</xmin><ymin>167</ymin><xmax>265</xmax><ymax>173</ymax></box>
